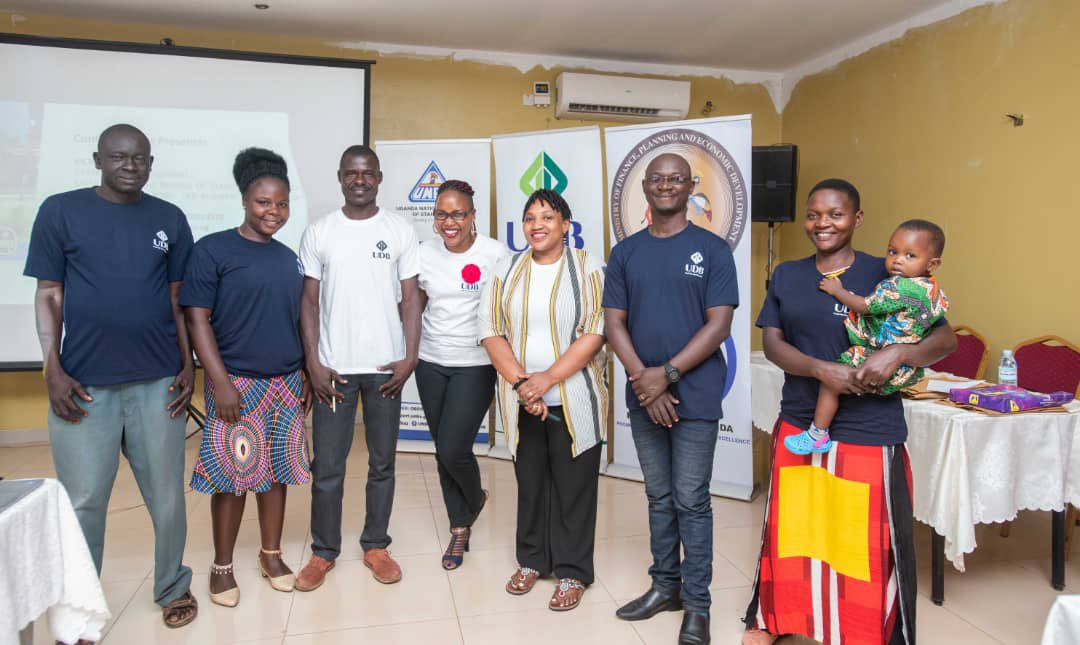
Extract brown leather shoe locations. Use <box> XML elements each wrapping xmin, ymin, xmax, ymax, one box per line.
<box><xmin>294</xmin><ymin>555</ymin><xmax>335</xmax><ymax>592</ymax></box>
<box><xmin>363</xmin><ymin>548</ymin><xmax>402</xmax><ymax>584</ymax></box>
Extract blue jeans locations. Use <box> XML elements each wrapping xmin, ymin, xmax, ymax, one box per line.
<box><xmin>629</xmin><ymin>409</ymin><xmax>718</xmax><ymax>614</ymax></box>
<box><xmin>309</xmin><ymin>373</ymin><xmax>400</xmax><ymax>558</ymax></box>
<box><xmin>48</xmin><ymin>376</ymin><xmax>192</xmax><ymax>606</ymax></box>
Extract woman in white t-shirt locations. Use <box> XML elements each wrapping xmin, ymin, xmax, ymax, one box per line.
<box><xmin>479</xmin><ymin>189</ymin><xmax>608</xmax><ymax>612</ymax></box>
<box><xmin>415</xmin><ymin>180</ymin><xmax>508</xmax><ymax>571</ymax></box>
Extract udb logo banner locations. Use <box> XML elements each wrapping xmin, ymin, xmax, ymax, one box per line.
<box><xmin>493</xmin><ymin>126</ymin><xmax>605</xmax><ymax>259</ymax></box>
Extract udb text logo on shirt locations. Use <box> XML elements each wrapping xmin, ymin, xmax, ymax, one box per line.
<box><xmin>152</xmin><ymin>230</ymin><xmax>169</xmax><ymax>253</ymax></box>
<box><xmin>684</xmin><ymin>250</ymin><xmax>704</xmax><ymax>277</ymax></box>
<box><xmin>373</xmin><ymin>240</ymin><xmax>391</xmax><ymax>260</ymax></box>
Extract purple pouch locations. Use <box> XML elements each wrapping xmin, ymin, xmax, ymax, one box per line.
<box><xmin>948</xmin><ymin>384</ymin><xmax>1074</xmax><ymax>413</ymax></box>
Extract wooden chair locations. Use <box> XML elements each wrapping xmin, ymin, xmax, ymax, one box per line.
<box><xmin>1000</xmin><ymin>336</ymin><xmax>1080</xmax><ymax>545</ymax></box>
<box><xmin>930</xmin><ymin>324</ymin><xmax>990</xmax><ymax>379</ymax></box>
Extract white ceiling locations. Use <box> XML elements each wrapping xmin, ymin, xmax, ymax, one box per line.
<box><xmin>3</xmin><ymin>0</ymin><xmax>1000</xmax><ymax>109</ymax></box>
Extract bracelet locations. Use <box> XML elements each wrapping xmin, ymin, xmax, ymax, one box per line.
<box><xmin>512</xmin><ymin>378</ymin><xmax>528</xmax><ymax>392</ymax></box>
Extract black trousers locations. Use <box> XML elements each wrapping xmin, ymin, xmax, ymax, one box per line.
<box><xmin>414</xmin><ymin>360</ymin><xmax>497</xmax><ymax>527</ymax></box>
<box><xmin>514</xmin><ymin>406</ymin><xmax>602</xmax><ymax>584</ymax></box>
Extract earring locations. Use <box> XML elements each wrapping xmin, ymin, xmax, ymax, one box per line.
<box><xmin>432</xmin><ymin>222</ymin><xmax>439</xmax><ymax>235</ymax></box>
<box><xmin>471</xmin><ymin>221</ymin><xmax>478</xmax><ymax>237</ymax></box>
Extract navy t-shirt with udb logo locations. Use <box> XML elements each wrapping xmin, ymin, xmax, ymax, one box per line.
<box><xmin>180</xmin><ymin>229</ymin><xmax>304</xmax><ymax>379</ymax></box>
<box><xmin>757</xmin><ymin>250</ymin><xmax>927</xmax><ymax>445</ymax></box>
<box><xmin>602</xmin><ymin>223</ymin><xmax>739</xmax><ymax>422</ymax></box>
<box><xmin>23</xmin><ymin>187</ymin><xmax>193</xmax><ymax>386</ymax></box>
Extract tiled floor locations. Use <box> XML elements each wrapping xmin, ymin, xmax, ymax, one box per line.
<box><xmin>2</xmin><ymin>426</ymin><xmax>1073</xmax><ymax>644</ymax></box>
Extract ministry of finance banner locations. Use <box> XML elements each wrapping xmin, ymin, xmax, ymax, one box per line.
<box><xmin>489</xmin><ymin>126</ymin><xmax>606</xmax><ymax>459</ymax></box>
<box><xmin>374</xmin><ymin>138</ymin><xmax>492</xmax><ymax>454</ymax></box>
<box><xmin>602</xmin><ymin>115</ymin><xmax>753</xmax><ymax>500</ymax></box>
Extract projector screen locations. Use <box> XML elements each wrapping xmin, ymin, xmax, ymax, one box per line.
<box><xmin>0</xmin><ymin>35</ymin><xmax>371</xmax><ymax>366</ymax></box>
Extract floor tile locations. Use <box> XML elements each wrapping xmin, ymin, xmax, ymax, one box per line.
<box><xmin>286</xmin><ymin>556</ymin><xmax>455</xmax><ymax>633</ymax></box>
<box><xmin>104</xmin><ymin>568</ymin><xmax>294</xmax><ymax>644</ymax></box>
<box><xmin>458</xmin><ymin>600</ymin><xmax>642</xmax><ymax>645</ymax></box>
<box><xmin>283</xmin><ymin>618</ymin><xmax>462</xmax><ymax>644</ymax></box>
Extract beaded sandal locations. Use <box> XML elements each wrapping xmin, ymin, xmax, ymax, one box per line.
<box><xmin>505</xmin><ymin>566</ymin><xmax>540</xmax><ymax>595</ymax></box>
<box><xmin>549</xmin><ymin>578</ymin><xmax>586</xmax><ymax>611</ymax></box>
<box><xmin>209</xmin><ymin>561</ymin><xmax>239</xmax><ymax>607</ymax></box>
<box><xmin>442</xmin><ymin>527</ymin><xmax>471</xmax><ymax>571</ymax></box>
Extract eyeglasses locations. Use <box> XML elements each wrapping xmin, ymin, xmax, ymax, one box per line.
<box><xmin>645</xmin><ymin>174</ymin><xmax>690</xmax><ymax>186</ymax></box>
<box><xmin>434</xmin><ymin>210</ymin><xmax>472</xmax><ymax>222</ymax></box>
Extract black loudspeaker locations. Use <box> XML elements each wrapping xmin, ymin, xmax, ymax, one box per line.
<box><xmin>752</xmin><ymin>145</ymin><xmax>798</xmax><ymax>223</ymax></box>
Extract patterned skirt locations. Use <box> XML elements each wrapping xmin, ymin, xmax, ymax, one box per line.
<box><xmin>191</xmin><ymin>370</ymin><xmax>311</xmax><ymax>495</ymax></box>
<box><xmin>744</xmin><ymin>420</ymin><xmax>916</xmax><ymax>645</ymax></box>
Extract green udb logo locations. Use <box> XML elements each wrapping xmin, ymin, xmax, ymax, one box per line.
<box><xmin>519</xmin><ymin>152</ymin><xmax>568</xmax><ymax>196</ymax></box>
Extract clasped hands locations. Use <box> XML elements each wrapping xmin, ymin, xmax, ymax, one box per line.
<box><xmin>629</xmin><ymin>366</ymin><xmax>680</xmax><ymax>428</ymax></box>
<box><xmin>516</xmin><ymin>370</ymin><xmax>557</xmax><ymax>421</ymax></box>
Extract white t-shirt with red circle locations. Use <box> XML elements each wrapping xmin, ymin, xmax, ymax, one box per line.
<box><xmin>418</xmin><ymin>234</ymin><xmax>510</xmax><ymax>367</ymax></box>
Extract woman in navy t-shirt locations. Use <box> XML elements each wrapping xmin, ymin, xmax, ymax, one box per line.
<box><xmin>742</xmin><ymin>179</ymin><xmax>956</xmax><ymax>645</ymax></box>
<box><xmin>180</xmin><ymin>148</ymin><xmax>310</xmax><ymax>608</ymax></box>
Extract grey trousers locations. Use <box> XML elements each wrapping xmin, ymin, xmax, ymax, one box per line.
<box><xmin>309</xmin><ymin>372</ymin><xmax>401</xmax><ymax>559</ymax></box>
<box><xmin>48</xmin><ymin>376</ymin><xmax>192</xmax><ymax>606</ymax></box>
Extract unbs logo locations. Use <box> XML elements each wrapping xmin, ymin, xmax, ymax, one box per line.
<box><xmin>408</xmin><ymin>161</ymin><xmax>446</xmax><ymax>203</ymax></box>
<box><xmin>506</xmin><ymin>152</ymin><xmax>584</xmax><ymax>251</ymax></box>
<box><xmin>519</xmin><ymin>152</ymin><xmax>567</xmax><ymax>196</ymax></box>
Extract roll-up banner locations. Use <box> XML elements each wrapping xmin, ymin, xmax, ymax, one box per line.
<box><xmin>602</xmin><ymin>115</ymin><xmax>754</xmax><ymax>499</ymax></box>
<box><xmin>490</xmin><ymin>126</ymin><xmax>606</xmax><ymax>459</ymax></box>
<box><xmin>375</xmin><ymin>138</ymin><xmax>492</xmax><ymax>454</ymax></box>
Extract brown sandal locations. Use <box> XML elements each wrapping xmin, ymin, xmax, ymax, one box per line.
<box><xmin>505</xmin><ymin>566</ymin><xmax>540</xmax><ymax>595</ymax></box>
<box><xmin>549</xmin><ymin>578</ymin><xmax>586</xmax><ymax>611</ymax></box>
<box><xmin>162</xmin><ymin>590</ymin><xmax>198</xmax><ymax>628</ymax></box>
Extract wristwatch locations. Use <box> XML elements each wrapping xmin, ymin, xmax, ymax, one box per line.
<box><xmin>663</xmin><ymin>362</ymin><xmax>681</xmax><ymax>384</ymax></box>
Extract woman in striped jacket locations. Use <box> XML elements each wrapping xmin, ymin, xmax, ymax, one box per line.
<box><xmin>479</xmin><ymin>189</ymin><xmax>608</xmax><ymax>613</ymax></box>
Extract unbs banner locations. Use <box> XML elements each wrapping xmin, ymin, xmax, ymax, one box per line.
<box><xmin>374</xmin><ymin>138</ymin><xmax>492</xmax><ymax>454</ymax></box>
<box><xmin>489</xmin><ymin>126</ymin><xmax>605</xmax><ymax>459</ymax></box>
<box><xmin>603</xmin><ymin>115</ymin><xmax>753</xmax><ymax>500</ymax></box>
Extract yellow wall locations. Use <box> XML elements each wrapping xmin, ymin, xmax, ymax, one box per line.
<box><xmin>781</xmin><ymin>0</ymin><xmax>1080</xmax><ymax>380</ymax></box>
<box><xmin>0</xmin><ymin>11</ymin><xmax>781</xmax><ymax>431</ymax></box>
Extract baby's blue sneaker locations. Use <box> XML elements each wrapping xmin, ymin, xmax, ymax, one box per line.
<box><xmin>784</xmin><ymin>430</ymin><xmax>832</xmax><ymax>455</ymax></box>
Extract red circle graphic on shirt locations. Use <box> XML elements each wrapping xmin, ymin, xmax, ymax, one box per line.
<box><xmin>461</xmin><ymin>264</ymin><xmax>481</xmax><ymax>284</ymax></box>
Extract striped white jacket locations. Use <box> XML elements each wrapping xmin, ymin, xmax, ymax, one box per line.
<box><xmin>479</xmin><ymin>248</ymin><xmax>609</xmax><ymax>458</ymax></box>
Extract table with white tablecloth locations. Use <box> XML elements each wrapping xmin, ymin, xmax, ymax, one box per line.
<box><xmin>0</xmin><ymin>478</ymin><xmax>110</xmax><ymax>645</ymax></box>
<box><xmin>751</xmin><ymin>350</ymin><xmax>1080</xmax><ymax>603</ymax></box>
<box><xmin>1043</xmin><ymin>595</ymin><xmax>1080</xmax><ymax>644</ymax></box>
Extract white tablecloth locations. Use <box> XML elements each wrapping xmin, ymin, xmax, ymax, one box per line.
<box><xmin>750</xmin><ymin>350</ymin><xmax>1080</xmax><ymax>571</ymax></box>
<box><xmin>1043</xmin><ymin>595</ymin><xmax>1080</xmax><ymax>644</ymax></box>
<box><xmin>0</xmin><ymin>478</ymin><xmax>110</xmax><ymax>645</ymax></box>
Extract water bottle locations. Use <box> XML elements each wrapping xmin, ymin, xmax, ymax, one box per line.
<box><xmin>998</xmin><ymin>349</ymin><xmax>1018</xmax><ymax>386</ymax></box>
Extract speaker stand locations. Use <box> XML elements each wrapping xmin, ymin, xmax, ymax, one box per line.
<box><xmin>766</xmin><ymin>222</ymin><xmax>776</xmax><ymax>291</ymax></box>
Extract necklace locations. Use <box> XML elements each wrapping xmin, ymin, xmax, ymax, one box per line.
<box><xmin>817</xmin><ymin>249</ymin><xmax>855</xmax><ymax>279</ymax></box>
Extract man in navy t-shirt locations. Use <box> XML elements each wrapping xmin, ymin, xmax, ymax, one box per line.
<box><xmin>603</xmin><ymin>153</ymin><xmax>738</xmax><ymax>645</ymax></box>
<box><xmin>23</xmin><ymin>124</ymin><xmax>198</xmax><ymax>628</ymax></box>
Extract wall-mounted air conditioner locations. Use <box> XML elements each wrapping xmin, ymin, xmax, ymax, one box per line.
<box><xmin>555</xmin><ymin>72</ymin><xmax>690</xmax><ymax>122</ymax></box>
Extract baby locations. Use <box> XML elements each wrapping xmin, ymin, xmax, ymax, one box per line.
<box><xmin>785</xmin><ymin>219</ymin><xmax>950</xmax><ymax>455</ymax></box>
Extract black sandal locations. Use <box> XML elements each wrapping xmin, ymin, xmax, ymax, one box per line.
<box><xmin>162</xmin><ymin>590</ymin><xmax>198</xmax><ymax>628</ymax></box>
<box><xmin>442</xmin><ymin>527</ymin><xmax>471</xmax><ymax>570</ymax></box>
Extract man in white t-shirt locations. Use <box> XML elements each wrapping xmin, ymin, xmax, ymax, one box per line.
<box><xmin>295</xmin><ymin>145</ymin><xmax>421</xmax><ymax>589</ymax></box>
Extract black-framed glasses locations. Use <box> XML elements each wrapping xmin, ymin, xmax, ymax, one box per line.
<box><xmin>645</xmin><ymin>174</ymin><xmax>690</xmax><ymax>186</ymax></box>
<box><xmin>434</xmin><ymin>210</ymin><xmax>472</xmax><ymax>222</ymax></box>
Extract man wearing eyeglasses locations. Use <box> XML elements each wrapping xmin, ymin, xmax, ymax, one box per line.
<box><xmin>296</xmin><ymin>144</ymin><xmax>421</xmax><ymax>590</ymax></box>
<box><xmin>603</xmin><ymin>153</ymin><xmax>739</xmax><ymax>645</ymax></box>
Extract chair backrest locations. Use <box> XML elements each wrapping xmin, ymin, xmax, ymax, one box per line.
<box><xmin>1012</xmin><ymin>335</ymin><xmax>1080</xmax><ymax>395</ymax></box>
<box><xmin>930</xmin><ymin>325</ymin><xmax>989</xmax><ymax>379</ymax></box>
